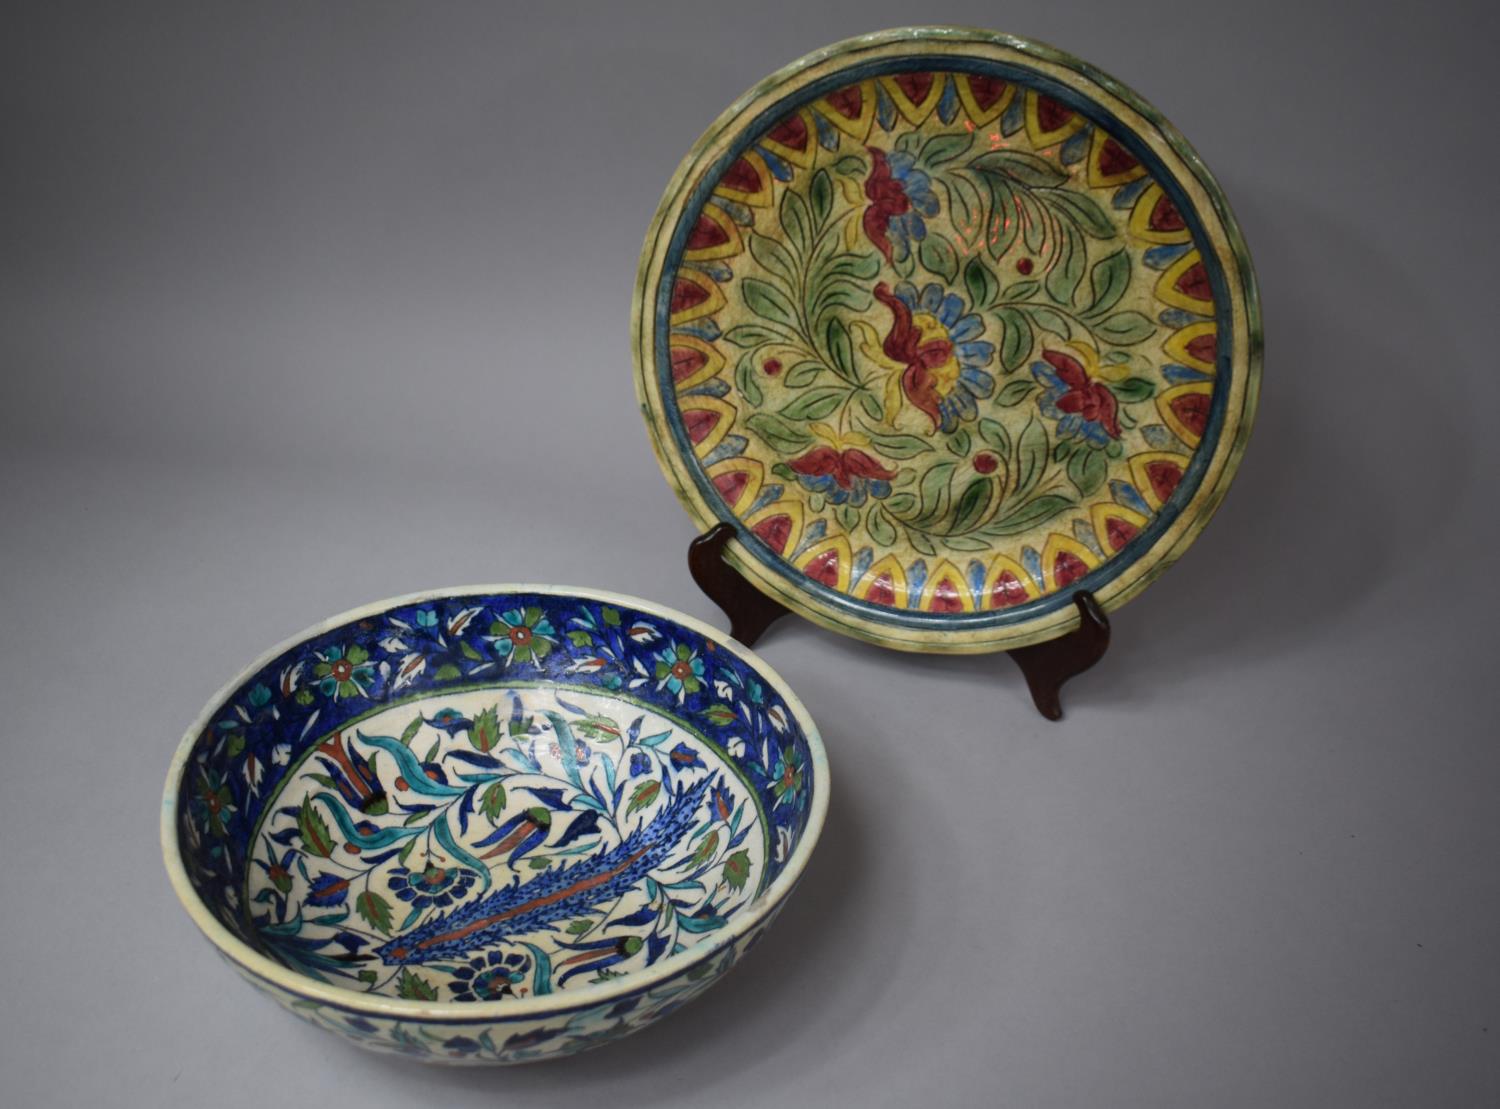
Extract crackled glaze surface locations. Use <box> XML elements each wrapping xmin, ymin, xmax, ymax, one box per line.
<box><xmin>162</xmin><ymin>588</ymin><xmax>825</xmax><ymax>1064</ymax></box>
<box><xmin>635</xmin><ymin>29</ymin><xmax>1259</xmax><ymax>652</ymax></box>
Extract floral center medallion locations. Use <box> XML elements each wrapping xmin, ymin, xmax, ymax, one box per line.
<box><xmin>637</xmin><ymin>34</ymin><xmax>1258</xmax><ymax>651</ymax></box>
<box><xmin>248</xmin><ymin>686</ymin><xmax>767</xmax><ymax>1003</ymax></box>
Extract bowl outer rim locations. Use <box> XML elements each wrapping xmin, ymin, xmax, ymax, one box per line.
<box><xmin>160</xmin><ymin>583</ymin><xmax>830</xmax><ymax>1023</ymax></box>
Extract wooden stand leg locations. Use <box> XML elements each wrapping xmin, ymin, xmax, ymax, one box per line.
<box><xmin>687</xmin><ymin>523</ymin><xmax>790</xmax><ymax>648</ymax></box>
<box><xmin>1006</xmin><ymin>591</ymin><xmax>1111</xmax><ymax>721</ymax></box>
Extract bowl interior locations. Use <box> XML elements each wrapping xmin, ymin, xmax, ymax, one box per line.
<box><xmin>168</xmin><ymin>589</ymin><xmax>820</xmax><ymax>1004</ymax></box>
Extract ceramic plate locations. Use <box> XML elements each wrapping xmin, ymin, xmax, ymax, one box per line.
<box><xmin>634</xmin><ymin>28</ymin><xmax>1260</xmax><ymax>652</ymax></box>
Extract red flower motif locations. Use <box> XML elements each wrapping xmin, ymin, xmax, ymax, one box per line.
<box><xmin>862</xmin><ymin>149</ymin><xmax>911</xmax><ymax>262</ymax></box>
<box><xmin>1042</xmin><ymin>349</ymin><xmax>1121</xmax><ymax>439</ymax></box>
<box><xmin>788</xmin><ymin>446</ymin><xmax>898</xmax><ymax>490</ymax></box>
<box><xmin>873</xmin><ymin>282</ymin><xmax>955</xmax><ymax>431</ymax></box>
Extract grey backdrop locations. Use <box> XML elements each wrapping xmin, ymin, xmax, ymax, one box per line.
<box><xmin>3</xmin><ymin>3</ymin><xmax>1497</xmax><ymax>1106</ymax></box>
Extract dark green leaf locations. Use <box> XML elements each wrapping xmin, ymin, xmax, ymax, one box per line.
<box><xmin>778</xmin><ymin>387</ymin><xmax>847</xmax><ymax>422</ymax></box>
<box><xmin>866</xmin><ymin>432</ymin><xmax>934</xmax><ymax>459</ymax></box>
<box><xmin>1083</xmin><ymin>248</ymin><xmax>1130</xmax><ymax>318</ymax></box>
<box><xmin>783</xmin><ymin>360</ymin><xmax>822</xmax><ymax>388</ymax></box>
<box><xmin>748</xmin><ymin>232</ymin><xmax>796</xmax><ymax>284</ymax></box>
<box><xmin>1003</xmin><ymin>278</ymin><xmax>1040</xmax><ymax>301</ymax></box>
<box><xmin>1014</xmin><ymin>416</ymin><xmax>1049</xmax><ymax>498</ymax></box>
<box><xmin>885</xmin><ymin>492</ymin><xmax>918</xmax><ymax>515</ymax></box>
<box><xmin>964</xmin><ymin>257</ymin><xmax>999</xmax><ymax>310</ymax></box>
<box><xmin>825</xmin><ymin>317</ymin><xmax>855</xmax><ymax>381</ymax></box>
<box><xmin>1019</xmin><ymin>304</ymin><xmax>1071</xmax><ymax>339</ymax></box>
<box><xmin>978</xmin><ymin>417</ymin><xmax>1011</xmax><ymax>457</ymax></box>
<box><xmin>780</xmin><ymin>189</ymin><xmax>812</xmax><ymax>254</ymax></box>
<box><xmin>1095</xmin><ymin>311</ymin><xmax>1156</xmax><ymax>345</ymax></box>
<box><xmin>919</xmin><ymin>235</ymin><xmax>958</xmax><ymax>284</ymax></box>
<box><xmin>906</xmin><ymin>527</ymin><xmax>938</xmax><ymax>556</ymax></box>
<box><xmin>996</xmin><ymin>379</ymin><xmax>1037</xmax><ymax>407</ymax></box>
<box><xmin>920</xmin><ymin>131</ymin><xmax>974</xmax><ymax>167</ymax></box>
<box><xmin>952</xmin><ymin>477</ymin><xmax>993</xmax><ymax>532</ymax></box>
<box><xmin>734</xmin><ymin>350</ymin><xmax>763</xmax><ymax>406</ymax></box>
<box><xmin>742</xmin><ymin>278</ymin><xmax>797</xmax><ymax>328</ymax></box>
<box><xmin>947</xmin><ymin>428</ymin><xmax>972</xmax><ymax>457</ymax></box>
<box><xmin>1045</xmin><ymin>221</ymin><xmax>1085</xmax><ymax>306</ymax></box>
<box><xmin>995</xmin><ymin>307</ymin><xmax>1031</xmax><ymax>371</ymax></box>
<box><xmin>809</xmin><ymin>169</ymin><xmax>833</xmax><ymax>228</ymax></box>
<box><xmin>986</xmin><ymin>494</ymin><xmax>1075</xmax><ymax>535</ymax></box>
<box><xmin>916</xmin><ymin>460</ymin><xmax>958</xmax><ymax>523</ymax></box>
<box><xmin>970</xmin><ymin>150</ymin><xmax>1068</xmax><ymax>187</ymax></box>
<box><xmin>1067</xmin><ymin>445</ymin><xmax>1109</xmax><ymax>497</ymax></box>
<box><xmin>1038</xmin><ymin>188</ymin><xmax>1117</xmax><ymax>238</ymax></box>
<box><xmin>746</xmin><ymin>412</ymin><xmax>815</xmax><ymax>453</ymax></box>
<box><xmin>1110</xmin><ymin>376</ymin><xmax>1156</xmax><ymax>403</ymax></box>
<box><xmin>723</xmin><ymin>323</ymin><xmax>785</xmax><ymax>347</ymax></box>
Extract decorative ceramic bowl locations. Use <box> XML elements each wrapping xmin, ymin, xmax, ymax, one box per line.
<box><xmin>634</xmin><ymin>27</ymin><xmax>1260</xmax><ymax>652</ymax></box>
<box><xmin>161</xmin><ymin>586</ymin><xmax>827</xmax><ymax>1064</ymax></box>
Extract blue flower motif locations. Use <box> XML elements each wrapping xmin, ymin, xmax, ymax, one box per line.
<box><xmin>387</xmin><ymin>863</ymin><xmax>475</xmax><ymax>910</ymax></box>
<box><xmin>863</xmin><ymin>147</ymin><xmax>941</xmax><ymax>262</ymax></box>
<box><xmin>448</xmin><ymin>949</ymin><xmax>530</xmax><ymax>1002</ymax></box>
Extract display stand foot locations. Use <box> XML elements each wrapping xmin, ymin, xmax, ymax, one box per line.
<box><xmin>687</xmin><ymin>524</ymin><xmax>789</xmax><ymax>648</ymax></box>
<box><xmin>1005</xmin><ymin>591</ymin><xmax>1111</xmax><ymax>721</ymax></box>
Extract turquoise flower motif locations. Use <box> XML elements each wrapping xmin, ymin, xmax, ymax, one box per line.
<box><xmin>654</xmin><ymin>643</ymin><xmax>705</xmax><ymax>701</ymax></box>
<box><xmin>487</xmin><ymin>607</ymin><xmax>556</xmax><ymax>667</ymax></box>
<box><xmin>312</xmin><ymin>645</ymin><xmax>374</xmax><ymax>701</ymax></box>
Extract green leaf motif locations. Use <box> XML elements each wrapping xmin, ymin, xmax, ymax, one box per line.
<box><xmin>1038</xmin><ymin>188</ymin><xmax>1117</xmax><ymax>238</ymax></box>
<box><xmin>978</xmin><ymin>417</ymin><xmax>1012</xmax><ymax>457</ymax></box>
<box><xmin>952</xmin><ymin>477</ymin><xmax>993</xmax><ymax>532</ymax></box>
<box><xmin>995</xmin><ymin>379</ymin><xmax>1037</xmax><ymax>407</ymax></box>
<box><xmin>865</xmin><ymin>432</ymin><xmax>934</xmax><ymax>459</ymax></box>
<box><xmin>627</xmin><ymin>780</ymin><xmax>662</xmax><ymax>817</ymax></box>
<box><xmin>396</xmin><ymin>969</ymin><xmax>438</xmax><ymax>1001</ymax></box>
<box><xmin>1067</xmin><ymin>445</ymin><xmax>1109</xmax><ymax>497</ymax></box>
<box><xmin>918</xmin><ymin>235</ymin><xmax>959</xmax><ymax>284</ymax></box>
<box><xmin>723</xmin><ymin>849</ymin><xmax>752</xmax><ymax>892</ymax></box>
<box><xmin>1044</xmin><ymin>221</ymin><xmax>1086</xmax><ymax>307</ymax></box>
<box><xmin>778</xmin><ymin>387</ymin><xmax>847</xmax><ymax>422</ymax></box>
<box><xmin>1014</xmin><ymin>416</ymin><xmax>1049</xmax><ymax>499</ymax></box>
<box><xmin>834</xmin><ymin>154</ymin><xmax>865</xmax><ymax>175</ymax></box>
<box><xmin>947</xmin><ymin>428</ymin><xmax>972</xmax><ymax>457</ymax></box>
<box><xmin>783</xmin><ymin>361</ymin><xmax>822</xmax><ymax>389</ymax></box>
<box><xmin>748</xmin><ymin>232</ymin><xmax>796</xmax><ymax>284</ymax></box>
<box><xmin>470</xmin><ymin>705</ymin><xmax>500</xmax><ymax>753</ymax></box>
<box><xmin>836</xmin><ymin>503</ymin><xmax>859</xmax><ymax>532</ymax></box>
<box><xmin>987</xmin><ymin>494</ymin><xmax>1074</xmax><ymax>536</ymax></box>
<box><xmin>1020</xmin><ymin>303</ymin><xmax>1072</xmax><ymax>340</ymax></box>
<box><xmin>921</xmin><ymin>132</ymin><xmax>975</xmax><ymax>168</ymax></box>
<box><xmin>867</xmin><ymin>504</ymin><xmax>897</xmax><ymax>546</ymax></box>
<box><xmin>742</xmin><ymin>278</ymin><xmax>797</xmax><ymax>328</ymax></box>
<box><xmin>398</xmin><ymin>716</ymin><xmax>423</xmax><ymax>748</ymax></box>
<box><xmin>723</xmin><ymin>323</ymin><xmax>785</xmax><ymax>348</ymax></box>
<box><xmin>995</xmin><ymin>307</ymin><xmax>1032</xmax><ymax>372</ymax></box>
<box><xmin>356</xmin><ymin>890</ymin><xmax>394</xmax><ymax>935</ymax></box>
<box><xmin>809</xmin><ymin>169</ymin><xmax>833</xmax><ymax>227</ymax></box>
<box><xmin>964</xmin><ymin>256</ymin><xmax>999</xmax><ymax>311</ymax></box>
<box><xmin>1110</xmin><ymin>376</ymin><xmax>1157</xmax><ymax>403</ymax></box>
<box><xmin>746</xmin><ymin>412</ymin><xmax>814</xmax><ymax>453</ymax></box>
<box><xmin>1094</xmin><ymin>311</ymin><xmax>1156</xmax><ymax>345</ymax></box>
<box><xmin>970</xmin><ymin>150</ymin><xmax>1069</xmax><ymax>188</ymax></box>
<box><xmin>480</xmin><ymin>781</ymin><xmax>506</xmax><ymax>822</ymax></box>
<box><xmin>916</xmin><ymin>460</ymin><xmax>958</xmax><ymax>524</ymax></box>
<box><xmin>780</xmin><ymin>188</ymin><xmax>812</xmax><ymax>254</ymax></box>
<box><xmin>1084</xmin><ymin>248</ymin><xmax>1130</xmax><ymax>319</ymax></box>
<box><xmin>857</xmin><ymin>390</ymin><xmax>883</xmax><ymax>421</ymax></box>
<box><xmin>297</xmin><ymin>795</ymin><xmax>335</xmax><ymax>858</ymax></box>
<box><xmin>825</xmin><ymin>317</ymin><xmax>856</xmax><ymax>381</ymax></box>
